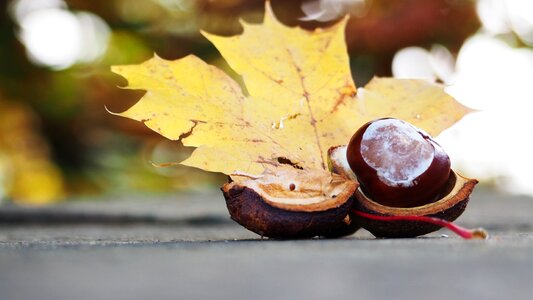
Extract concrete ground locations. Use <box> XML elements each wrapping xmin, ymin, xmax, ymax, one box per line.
<box><xmin>1</xmin><ymin>187</ymin><xmax>533</xmax><ymax>300</ymax></box>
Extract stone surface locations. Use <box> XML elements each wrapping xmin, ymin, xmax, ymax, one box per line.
<box><xmin>1</xmin><ymin>187</ymin><xmax>533</xmax><ymax>300</ymax></box>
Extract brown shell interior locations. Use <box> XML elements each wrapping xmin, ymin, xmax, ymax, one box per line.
<box><xmin>355</xmin><ymin>171</ymin><xmax>478</xmax><ymax>215</ymax></box>
<box><xmin>223</xmin><ymin>168</ymin><xmax>358</xmax><ymax>212</ymax></box>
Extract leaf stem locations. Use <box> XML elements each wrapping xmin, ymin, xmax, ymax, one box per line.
<box><xmin>353</xmin><ymin>210</ymin><xmax>488</xmax><ymax>240</ymax></box>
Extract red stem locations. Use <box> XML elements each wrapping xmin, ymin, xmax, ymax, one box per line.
<box><xmin>353</xmin><ymin>210</ymin><xmax>488</xmax><ymax>239</ymax></box>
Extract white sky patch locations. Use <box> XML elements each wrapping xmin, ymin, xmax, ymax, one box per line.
<box><xmin>505</xmin><ymin>0</ymin><xmax>533</xmax><ymax>46</ymax></box>
<box><xmin>477</xmin><ymin>0</ymin><xmax>511</xmax><ymax>34</ymax></box>
<box><xmin>436</xmin><ymin>34</ymin><xmax>533</xmax><ymax>196</ymax></box>
<box><xmin>391</xmin><ymin>1</ymin><xmax>533</xmax><ymax>196</ymax></box>
<box><xmin>477</xmin><ymin>0</ymin><xmax>533</xmax><ymax>45</ymax></box>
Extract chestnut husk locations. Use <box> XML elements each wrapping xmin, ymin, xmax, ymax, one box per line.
<box><xmin>353</xmin><ymin>171</ymin><xmax>477</xmax><ymax>238</ymax></box>
<box><xmin>328</xmin><ymin>145</ymin><xmax>478</xmax><ymax>238</ymax></box>
<box><xmin>221</xmin><ymin>169</ymin><xmax>359</xmax><ymax>239</ymax></box>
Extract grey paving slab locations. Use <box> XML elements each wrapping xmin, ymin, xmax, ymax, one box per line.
<box><xmin>0</xmin><ymin>186</ymin><xmax>532</xmax><ymax>300</ymax></box>
<box><xmin>1</xmin><ymin>237</ymin><xmax>533</xmax><ymax>300</ymax></box>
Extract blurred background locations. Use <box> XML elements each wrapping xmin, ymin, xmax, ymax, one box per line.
<box><xmin>0</xmin><ymin>0</ymin><xmax>531</xmax><ymax>205</ymax></box>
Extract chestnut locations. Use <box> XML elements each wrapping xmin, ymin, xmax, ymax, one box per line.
<box><xmin>346</xmin><ymin>118</ymin><xmax>451</xmax><ymax>208</ymax></box>
<box><xmin>328</xmin><ymin>144</ymin><xmax>482</xmax><ymax>238</ymax></box>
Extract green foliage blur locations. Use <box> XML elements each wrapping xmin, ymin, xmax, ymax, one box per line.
<box><xmin>0</xmin><ymin>0</ymin><xmax>479</xmax><ymax>204</ymax></box>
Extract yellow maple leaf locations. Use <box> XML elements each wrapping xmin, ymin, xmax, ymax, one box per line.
<box><xmin>111</xmin><ymin>4</ymin><xmax>471</xmax><ymax>176</ymax></box>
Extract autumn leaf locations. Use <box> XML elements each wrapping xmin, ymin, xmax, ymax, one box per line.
<box><xmin>111</xmin><ymin>4</ymin><xmax>471</xmax><ymax>176</ymax></box>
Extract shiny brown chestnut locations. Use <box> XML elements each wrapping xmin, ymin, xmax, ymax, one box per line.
<box><xmin>346</xmin><ymin>118</ymin><xmax>451</xmax><ymax>208</ymax></box>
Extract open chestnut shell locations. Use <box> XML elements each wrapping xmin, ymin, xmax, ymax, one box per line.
<box><xmin>353</xmin><ymin>171</ymin><xmax>477</xmax><ymax>237</ymax></box>
<box><xmin>221</xmin><ymin>168</ymin><xmax>359</xmax><ymax>239</ymax></box>
<box><xmin>328</xmin><ymin>145</ymin><xmax>478</xmax><ymax>238</ymax></box>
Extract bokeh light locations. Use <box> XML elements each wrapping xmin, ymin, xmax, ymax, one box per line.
<box><xmin>11</xmin><ymin>0</ymin><xmax>110</xmax><ymax>70</ymax></box>
<box><xmin>392</xmin><ymin>0</ymin><xmax>533</xmax><ymax>196</ymax></box>
<box><xmin>392</xmin><ymin>45</ymin><xmax>456</xmax><ymax>83</ymax></box>
<box><xmin>477</xmin><ymin>0</ymin><xmax>533</xmax><ymax>45</ymax></box>
<box><xmin>439</xmin><ymin>34</ymin><xmax>533</xmax><ymax>196</ymax></box>
<box><xmin>505</xmin><ymin>0</ymin><xmax>533</xmax><ymax>45</ymax></box>
<box><xmin>301</xmin><ymin>0</ymin><xmax>370</xmax><ymax>21</ymax></box>
<box><xmin>392</xmin><ymin>47</ymin><xmax>436</xmax><ymax>81</ymax></box>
